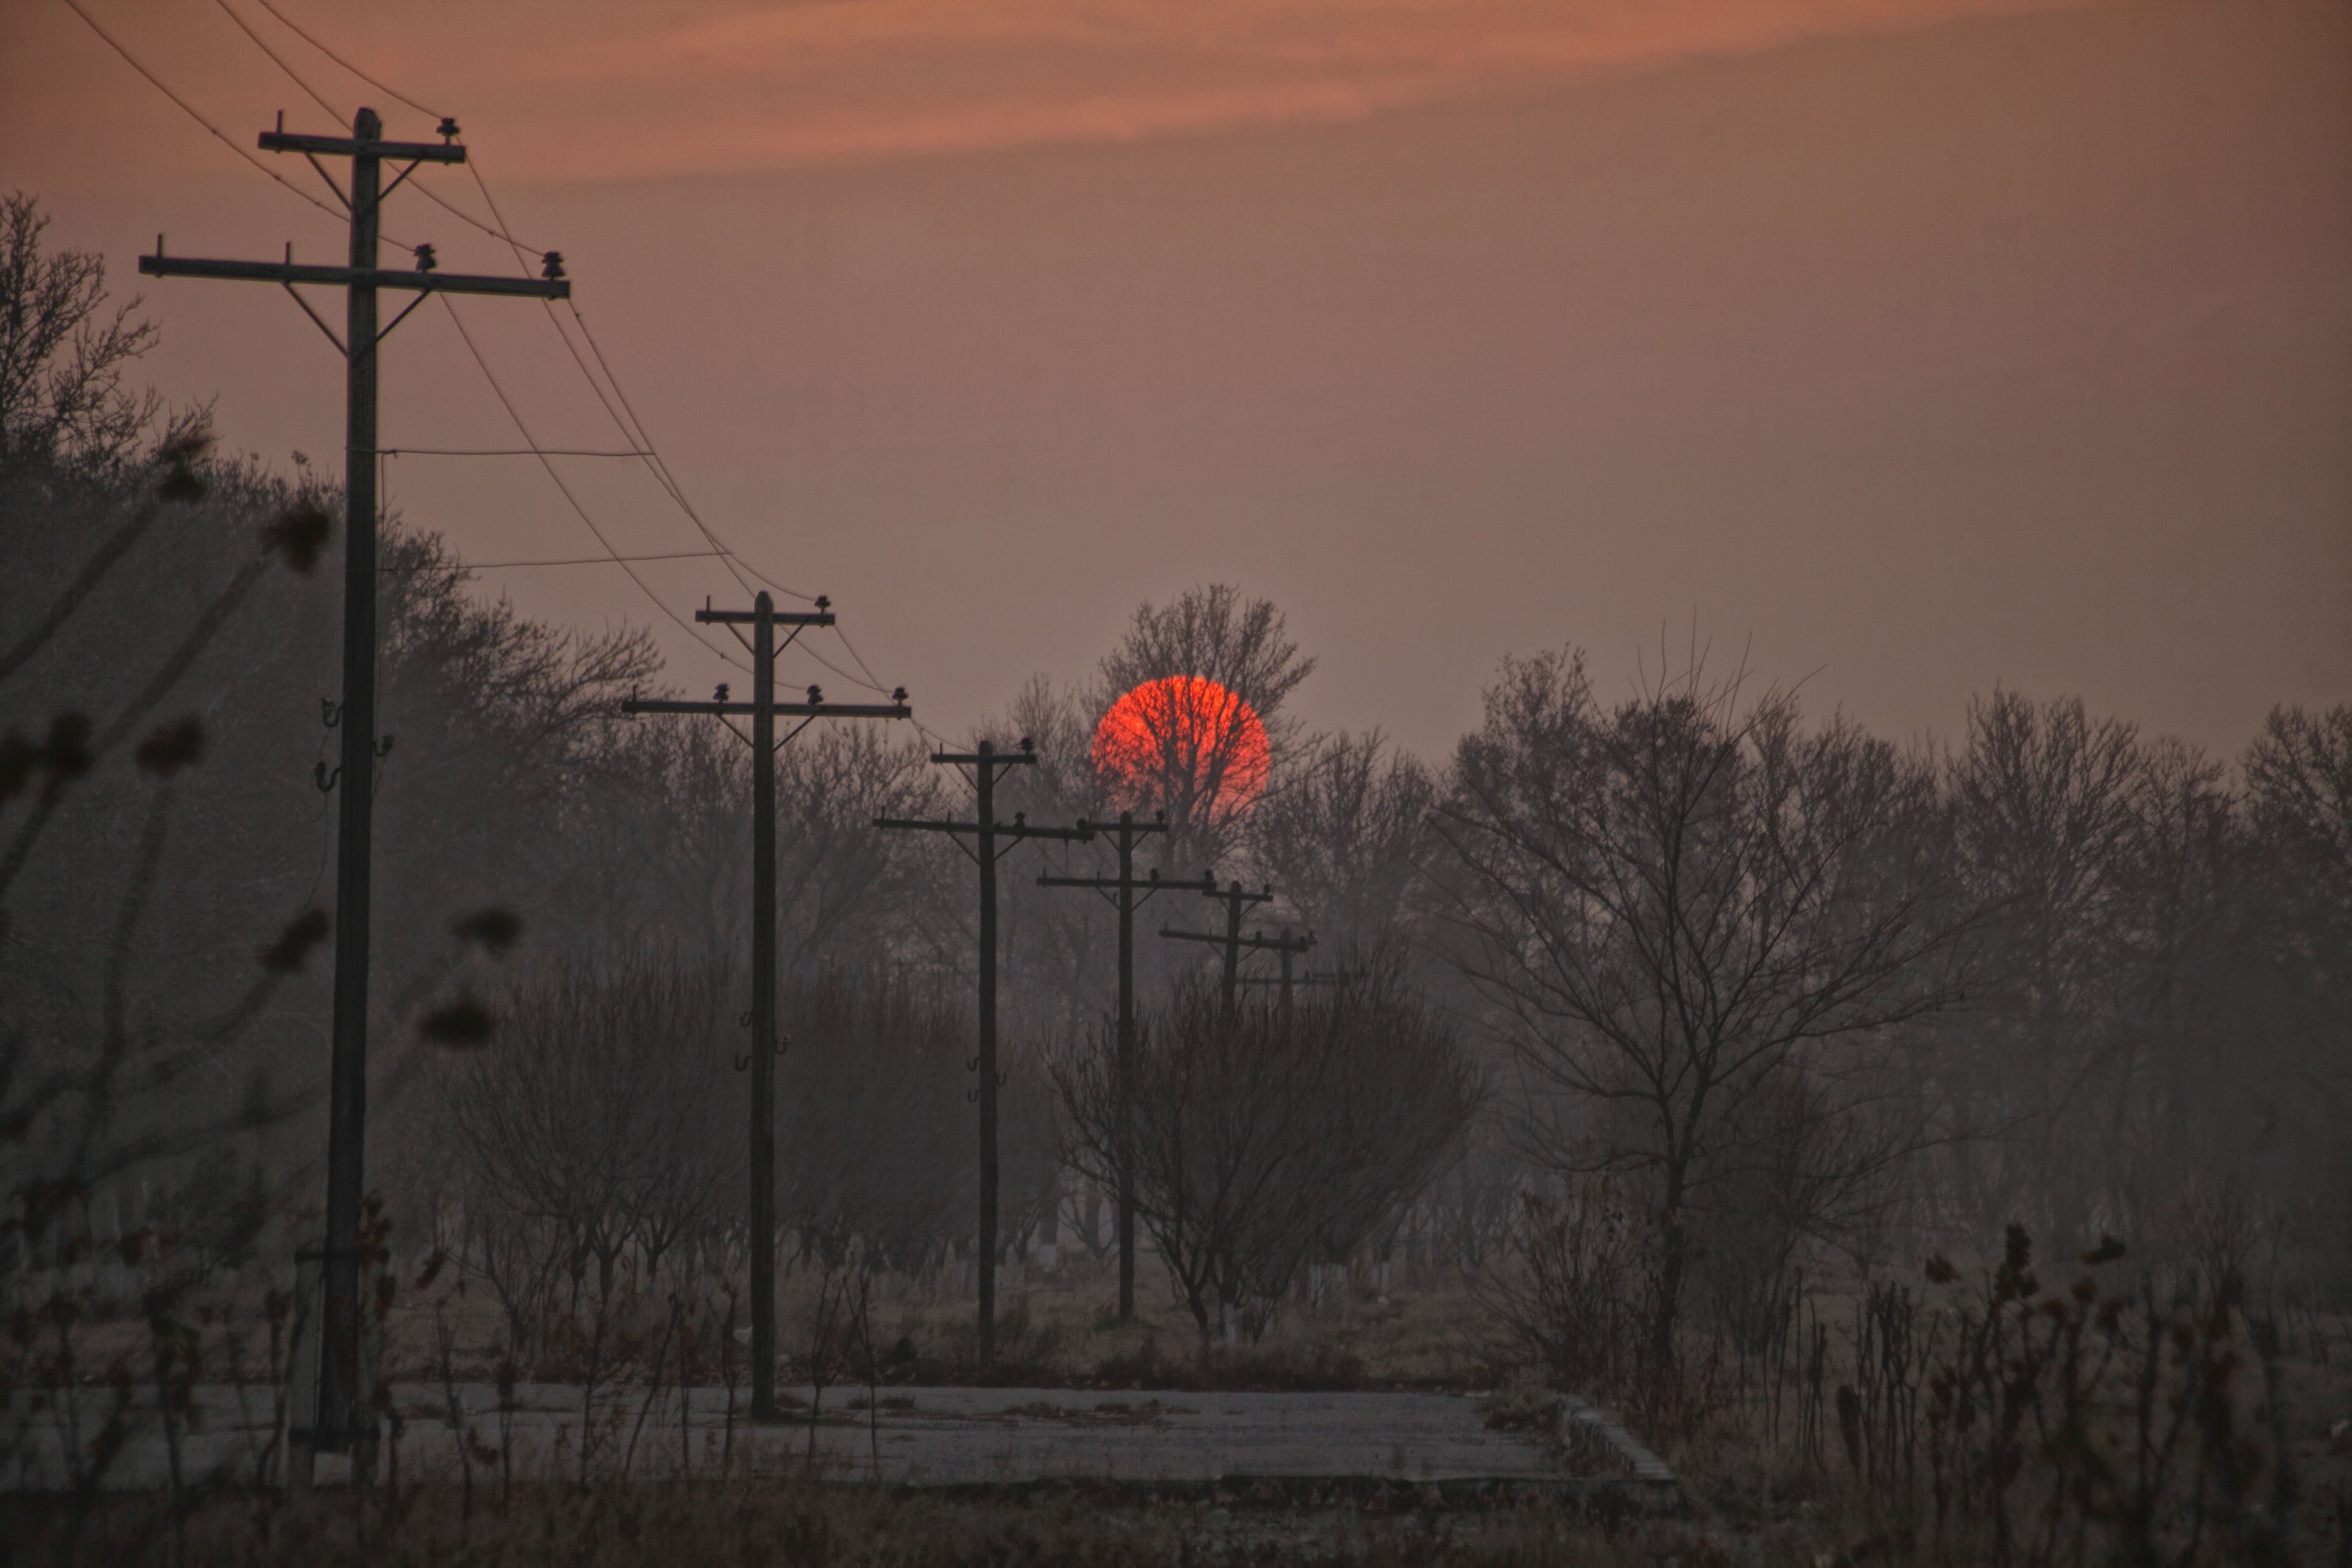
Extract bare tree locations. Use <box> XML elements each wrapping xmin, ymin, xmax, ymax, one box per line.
<box><xmin>1092</xmin><ymin>584</ymin><xmax>1316</xmax><ymax>870</ymax></box>
<box><xmin>2244</xmin><ymin>704</ymin><xmax>2352</xmax><ymax>961</ymax></box>
<box><xmin>1246</xmin><ymin>730</ymin><xmax>1437</xmax><ymax>950</ymax></box>
<box><xmin>441</xmin><ymin>952</ymin><xmax>735</xmax><ymax>1306</ymax></box>
<box><xmin>777</xmin><ymin>968</ymin><xmax>971</xmax><ymax>1274</ymax></box>
<box><xmin>1433</xmin><ymin>651</ymin><xmax>1974</xmax><ymax>1369</ymax></box>
<box><xmin>1057</xmin><ymin>965</ymin><xmax>1475</xmax><ymax>1344</ymax></box>
<box><xmin>0</xmin><ymin>191</ymin><xmax>175</xmax><ymax>471</ymax></box>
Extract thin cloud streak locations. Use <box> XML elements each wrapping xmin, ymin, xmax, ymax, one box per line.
<box><xmin>506</xmin><ymin>0</ymin><xmax>2095</xmax><ymax>175</ymax></box>
<box><xmin>9</xmin><ymin>0</ymin><xmax>2102</xmax><ymax>186</ymax></box>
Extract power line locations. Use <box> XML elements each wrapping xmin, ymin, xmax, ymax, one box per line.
<box><xmin>203</xmin><ymin>0</ymin><xmax>907</xmax><ymax>701</ymax></box>
<box><xmin>211</xmin><ymin>0</ymin><xmax>339</xmax><ymax>122</ymax></box>
<box><xmin>192</xmin><ymin>0</ymin><xmax>751</xmax><ymax>661</ymax></box>
<box><xmin>245</xmin><ymin>0</ymin><xmax>443</xmax><ymax>121</ymax></box>
<box><xmin>84</xmin><ymin>0</ymin><xmax>761</xmax><ymax>688</ymax></box>
<box><xmin>56</xmin><ymin>0</ymin><xmax>345</xmax><ymax>225</ymax></box>
<box><xmin>448</xmin><ymin>157</ymin><xmax>835</xmax><ymax>618</ymax></box>
<box><xmin>436</xmin><ymin>294</ymin><xmax>751</xmax><ymax>673</ymax></box>
<box><xmin>214</xmin><ymin>0</ymin><xmax>528</xmax><ymax>252</ymax></box>
<box><xmin>381</xmin><ymin>447</ymin><xmax>651</xmax><ymax>457</ymax></box>
<box><xmin>113</xmin><ymin>0</ymin><xmax>921</xmax><ymax>704</ymax></box>
<box><xmin>380</xmin><ymin>549</ymin><xmax>729</xmax><ymax>571</ymax></box>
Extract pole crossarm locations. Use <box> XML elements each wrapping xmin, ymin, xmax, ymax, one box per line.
<box><xmin>879</xmin><ymin>817</ymin><xmax>1092</xmax><ymax>842</ymax></box>
<box><xmin>1160</xmin><ymin>927</ymin><xmax>1240</xmax><ymax>947</ymax></box>
<box><xmin>139</xmin><ymin>255</ymin><xmax>568</xmax><ymax>299</ymax></box>
<box><xmin>626</xmin><ymin>698</ymin><xmax>909</xmax><ymax>719</ymax></box>
<box><xmin>260</xmin><ymin>129</ymin><xmax>467</xmax><ymax>161</ymax></box>
<box><xmin>1042</xmin><ymin>869</ymin><xmax>1220</xmax><ymax>891</ymax></box>
<box><xmin>697</xmin><ymin>606</ymin><xmax>833</xmax><ymax>627</ymax></box>
<box><xmin>1237</xmin><ymin>929</ymin><xmax>1316</xmax><ymax>956</ymax></box>
<box><xmin>1243</xmin><ymin>969</ymin><xmax>1349</xmax><ymax>987</ymax></box>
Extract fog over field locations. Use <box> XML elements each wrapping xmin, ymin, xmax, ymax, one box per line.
<box><xmin>4</xmin><ymin>1</ymin><xmax>2350</xmax><ymax>1563</ymax></box>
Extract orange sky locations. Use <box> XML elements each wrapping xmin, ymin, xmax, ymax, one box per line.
<box><xmin>5</xmin><ymin>0</ymin><xmax>2348</xmax><ymax>763</ymax></box>
<box><xmin>13</xmin><ymin>1</ymin><xmax>2089</xmax><ymax>180</ymax></box>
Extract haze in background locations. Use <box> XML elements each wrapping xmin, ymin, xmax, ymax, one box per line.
<box><xmin>6</xmin><ymin>0</ymin><xmax>2347</xmax><ymax>758</ymax></box>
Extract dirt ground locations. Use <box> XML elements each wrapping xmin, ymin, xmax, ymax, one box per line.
<box><xmin>15</xmin><ymin>1252</ymin><xmax>2352</xmax><ymax>1564</ymax></box>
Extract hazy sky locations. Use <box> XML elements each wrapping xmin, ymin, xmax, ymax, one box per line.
<box><xmin>6</xmin><ymin>0</ymin><xmax>2348</xmax><ymax>763</ymax></box>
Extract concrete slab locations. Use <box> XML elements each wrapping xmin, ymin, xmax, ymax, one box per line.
<box><xmin>4</xmin><ymin>1383</ymin><xmax>1570</xmax><ymax>1494</ymax></box>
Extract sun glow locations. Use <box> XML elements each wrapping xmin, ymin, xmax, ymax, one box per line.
<box><xmin>1092</xmin><ymin>676</ymin><xmax>1271</xmax><ymax>821</ymax></box>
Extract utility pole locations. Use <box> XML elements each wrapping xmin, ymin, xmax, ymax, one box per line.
<box><xmin>623</xmin><ymin>593</ymin><xmax>909</xmax><ymax>1419</ymax></box>
<box><xmin>878</xmin><ymin>740</ymin><xmax>1090</xmax><ymax>1365</ymax></box>
<box><xmin>1231</xmin><ymin>928</ymin><xmax>1319</xmax><ymax>1015</ymax></box>
<box><xmin>1157</xmin><ymin>880</ymin><xmax>1279</xmax><ymax>1012</ymax></box>
<box><xmin>1036</xmin><ymin>815</ymin><xmax>1217</xmax><ymax>1318</ymax></box>
<box><xmin>139</xmin><ymin>109</ymin><xmax>568</xmax><ymax>1475</ymax></box>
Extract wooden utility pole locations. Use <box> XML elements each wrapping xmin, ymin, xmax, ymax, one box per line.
<box><xmin>1238</xmin><ymin>948</ymin><xmax>1347</xmax><ymax>1015</ymax></box>
<box><xmin>623</xmin><ymin>593</ymin><xmax>909</xmax><ymax>1418</ymax></box>
<box><xmin>139</xmin><ymin>109</ymin><xmax>568</xmax><ymax>1475</ymax></box>
<box><xmin>1157</xmin><ymin>880</ymin><xmax>1280</xmax><ymax>1011</ymax></box>
<box><xmin>878</xmin><ymin>740</ymin><xmax>1090</xmax><ymax>1365</ymax></box>
<box><xmin>1229</xmin><ymin>927</ymin><xmax>1318</xmax><ymax>1015</ymax></box>
<box><xmin>1036</xmin><ymin>815</ymin><xmax>1217</xmax><ymax>1318</ymax></box>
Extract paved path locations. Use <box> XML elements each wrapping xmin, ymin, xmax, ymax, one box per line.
<box><xmin>5</xmin><ymin>1383</ymin><xmax>1564</xmax><ymax>1492</ymax></box>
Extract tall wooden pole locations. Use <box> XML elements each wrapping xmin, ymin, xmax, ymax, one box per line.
<box><xmin>879</xmin><ymin>744</ymin><xmax>1089</xmax><ymax>1366</ymax></box>
<box><xmin>1039</xmin><ymin>815</ymin><xmax>1212</xmax><ymax>1319</ymax></box>
<box><xmin>623</xmin><ymin>601</ymin><xmax>908</xmax><ymax>1418</ymax></box>
<box><xmin>1112</xmin><ymin>819</ymin><xmax>1136</xmax><ymax>1318</ymax></box>
<box><xmin>141</xmin><ymin>111</ymin><xmax>573</xmax><ymax>1474</ymax></box>
<box><xmin>973</xmin><ymin>743</ymin><xmax>1000</xmax><ymax>1363</ymax></box>
<box><xmin>749</xmin><ymin>593</ymin><xmax>779</xmax><ymax>1416</ymax></box>
<box><xmin>317</xmin><ymin>107</ymin><xmax>381</xmax><ymax>1467</ymax></box>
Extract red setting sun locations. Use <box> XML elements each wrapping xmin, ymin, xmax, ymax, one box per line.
<box><xmin>1091</xmin><ymin>676</ymin><xmax>1271</xmax><ymax>819</ymax></box>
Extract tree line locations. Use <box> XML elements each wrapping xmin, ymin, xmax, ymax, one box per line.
<box><xmin>5</xmin><ymin>191</ymin><xmax>2348</xmax><ymax>1388</ymax></box>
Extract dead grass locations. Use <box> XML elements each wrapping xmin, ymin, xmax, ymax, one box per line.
<box><xmin>366</xmin><ymin>1254</ymin><xmax>1501</xmax><ymax>1393</ymax></box>
<box><xmin>26</xmin><ymin>1250</ymin><xmax>2352</xmax><ymax>1564</ymax></box>
<box><xmin>4</xmin><ymin>1478</ymin><xmax>1830</xmax><ymax>1567</ymax></box>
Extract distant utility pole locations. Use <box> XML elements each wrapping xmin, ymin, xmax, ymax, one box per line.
<box><xmin>878</xmin><ymin>740</ymin><xmax>1090</xmax><ymax>1365</ymax></box>
<box><xmin>1158</xmin><ymin>880</ymin><xmax>1287</xmax><ymax>1012</ymax></box>
<box><xmin>139</xmin><ymin>108</ymin><xmax>568</xmax><ymax>1476</ymax></box>
<box><xmin>623</xmin><ymin>592</ymin><xmax>909</xmax><ymax>1419</ymax></box>
<box><xmin>1231</xmin><ymin>928</ymin><xmax>1319</xmax><ymax>1014</ymax></box>
<box><xmin>1036</xmin><ymin>814</ymin><xmax>1217</xmax><ymax>1319</ymax></box>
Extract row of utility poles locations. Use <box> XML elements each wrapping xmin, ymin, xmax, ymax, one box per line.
<box><xmin>136</xmin><ymin>106</ymin><xmax>1323</xmax><ymax>1464</ymax></box>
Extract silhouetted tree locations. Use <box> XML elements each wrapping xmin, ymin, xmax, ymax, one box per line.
<box><xmin>1434</xmin><ymin>651</ymin><xmax>1973</xmax><ymax>1369</ymax></box>
<box><xmin>1057</xmin><ymin>966</ymin><xmax>1475</xmax><ymax>1344</ymax></box>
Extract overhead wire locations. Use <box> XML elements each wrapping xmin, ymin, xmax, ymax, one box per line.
<box><xmin>244</xmin><ymin>0</ymin><xmax>442</xmax><ymax>120</ymax></box>
<box><xmin>209</xmin><ymin>0</ymin><xmax>523</xmax><ymax>255</ymax></box>
<box><xmin>55</xmin><ymin>0</ymin><xmax>346</xmax><ymax>225</ymax></box>
<box><xmin>457</xmin><ymin>160</ymin><xmax>923</xmax><ymax>707</ymax></box>
<box><xmin>436</xmin><ymin>294</ymin><xmax>750</xmax><ymax>672</ymax></box>
<box><xmin>176</xmin><ymin>0</ymin><xmax>748</xmax><ymax>671</ymax></box>
<box><xmin>382</xmin><ymin>447</ymin><xmax>652</xmax><ymax>457</ymax></box>
<box><xmin>217</xmin><ymin>0</ymin><xmax>909</xmax><ymax>699</ymax></box>
<box><xmin>380</xmin><ymin>549</ymin><xmax>730</xmax><ymax>571</ymax></box>
<box><xmin>117</xmin><ymin>0</ymin><xmax>928</xmax><ymax>710</ymax></box>
<box><xmin>456</xmin><ymin>166</ymin><xmax>826</xmax><ymax>608</ymax></box>
<box><xmin>210</xmin><ymin>0</ymin><xmax>338</xmax><ymax>122</ymax></box>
